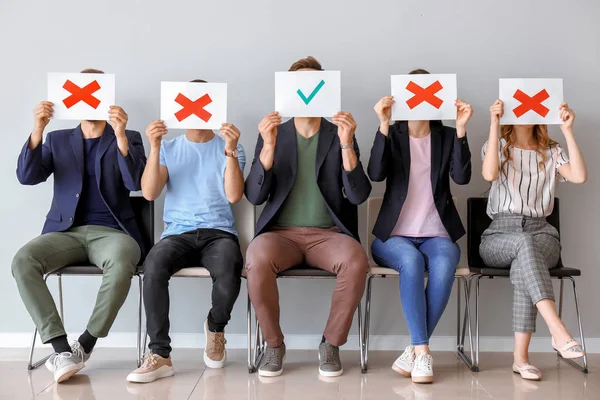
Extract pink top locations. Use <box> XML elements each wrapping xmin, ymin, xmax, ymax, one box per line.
<box><xmin>391</xmin><ymin>134</ymin><xmax>449</xmax><ymax>238</ymax></box>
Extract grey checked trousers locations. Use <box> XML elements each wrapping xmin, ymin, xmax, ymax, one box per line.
<box><xmin>479</xmin><ymin>214</ymin><xmax>561</xmax><ymax>332</ymax></box>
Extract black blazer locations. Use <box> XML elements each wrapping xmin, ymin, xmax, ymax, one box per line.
<box><xmin>245</xmin><ymin>118</ymin><xmax>372</xmax><ymax>239</ymax></box>
<box><xmin>367</xmin><ymin>121</ymin><xmax>471</xmax><ymax>243</ymax></box>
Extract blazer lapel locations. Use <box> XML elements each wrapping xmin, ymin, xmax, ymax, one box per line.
<box><xmin>95</xmin><ymin>124</ymin><xmax>116</xmax><ymax>185</ymax></box>
<box><xmin>316</xmin><ymin>118</ymin><xmax>336</xmax><ymax>178</ymax></box>
<box><xmin>394</xmin><ymin>122</ymin><xmax>411</xmax><ymax>176</ymax></box>
<box><xmin>70</xmin><ymin>125</ymin><xmax>84</xmax><ymax>178</ymax></box>
<box><xmin>278</xmin><ymin>119</ymin><xmax>298</xmax><ymax>183</ymax></box>
<box><xmin>430</xmin><ymin>122</ymin><xmax>443</xmax><ymax>195</ymax></box>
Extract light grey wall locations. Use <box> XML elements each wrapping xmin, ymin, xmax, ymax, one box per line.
<box><xmin>1</xmin><ymin>0</ymin><xmax>598</xmax><ymax>345</ymax></box>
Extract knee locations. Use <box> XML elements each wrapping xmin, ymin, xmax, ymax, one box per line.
<box><xmin>398</xmin><ymin>255</ymin><xmax>425</xmax><ymax>279</ymax></box>
<box><xmin>11</xmin><ymin>247</ymin><xmax>41</xmax><ymax>280</ymax></box>
<box><xmin>142</xmin><ymin>256</ymin><xmax>170</xmax><ymax>283</ymax></box>
<box><xmin>245</xmin><ymin>240</ymin><xmax>277</xmax><ymax>277</ymax></box>
<box><xmin>338</xmin><ymin>247</ymin><xmax>369</xmax><ymax>279</ymax></box>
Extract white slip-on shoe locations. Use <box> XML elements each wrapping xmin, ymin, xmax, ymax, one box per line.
<box><xmin>392</xmin><ymin>346</ymin><xmax>416</xmax><ymax>377</ymax></box>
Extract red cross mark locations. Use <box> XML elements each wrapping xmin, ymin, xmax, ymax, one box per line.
<box><xmin>512</xmin><ymin>89</ymin><xmax>550</xmax><ymax>118</ymax></box>
<box><xmin>406</xmin><ymin>80</ymin><xmax>444</xmax><ymax>109</ymax></box>
<box><xmin>174</xmin><ymin>93</ymin><xmax>213</xmax><ymax>122</ymax></box>
<box><xmin>62</xmin><ymin>80</ymin><xmax>101</xmax><ymax>109</ymax></box>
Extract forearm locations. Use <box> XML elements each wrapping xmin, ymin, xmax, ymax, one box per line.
<box><xmin>224</xmin><ymin>157</ymin><xmax>244</xmax><ymax>203</ymax></box>
<box><xmin>563</xmin><ymin>129</ymin><xmax>587</xmax><ymax>183</ymax></box>
<box><xmin>28</xmin><ymin>129</ymin><xmax>43</xmax><ymax>150</ymax></box>
<box><xmin>259</xmin><ymin>143</ymin><xmax>275</xmax><ymax>170</ymax></box>
<box><xmin>116</xmin><ymin>136</ymin><xmax>129</xmax><ymax>157</ymax></box>
<box><xmin>482</xmin><ymin>124</ymin><xmax>500</xmax><ymax>182</ymax></box>
<box><xmin>141</xmin><ymin>147</ymin><xmax>163</xmax><ymax>200</ymax></box>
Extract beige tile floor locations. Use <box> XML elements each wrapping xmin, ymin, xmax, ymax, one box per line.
<box><xmin>0</xmin><ymin>348</ymin><xmax>597</xmax><ymax>400</ymax></box>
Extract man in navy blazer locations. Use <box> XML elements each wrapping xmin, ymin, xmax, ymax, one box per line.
<box><xmin>245</xmin><ymin>56</ymin><xmax>371</xmax><ymax>378</ymax></box>
<box><xmin>11</xmin><ymin>69</ymin><xmax>147</xmax><ymax>384</ymax></box>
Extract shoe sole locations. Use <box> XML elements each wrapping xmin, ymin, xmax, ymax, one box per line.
<box><xmin>512</xmin><ymin>369</ymin><xmax>541</xmax><ymax>381</ymax></box>
<box><xmin>127</xmin><ymin>365</ymin><xmax>175</xmax><ymax>383</ymax></box>
<box><xmin>55</xmin><ymin>362</ymin><xmax>85</xmax><ymax>383</ymax></box>
<box><xmin>392</xmin><ymin>364</ymin><xmax>412</xmax><ymax>377</ymax></box>
<box><xmin>204</xmin><ymin>320</ymin><xmax>227</xmax><ymax>369</ymax></box>
<box><xmin>258</xmin><ymin>355</ymin><xmax>286</xmax><ymax>377</ymax></box>
<box><xmin>553</xmin><ymin>347</ymin><xmax>585</xmax><ymax>359</ymax></box>
<box><xmin>318</xmin><ymin>367</ymin><xmax>343</xmax><ymax>377</ymax></box>
<box><xmin>411</xmin><ymin>375</ymin><xmax>434</xmax><ymax>384</ymax></box>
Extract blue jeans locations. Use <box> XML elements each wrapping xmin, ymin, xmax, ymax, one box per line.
<box><xmin>371</xmin><ymin>236</ymin><xmax>460</xmax><ymax>345</ymax></box>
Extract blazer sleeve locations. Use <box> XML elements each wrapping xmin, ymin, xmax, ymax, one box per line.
<box><xmin>16</xmin><ymin>133</ymin><xmax>54</xmax><ymax>185</ymax></box>
<box><xmin>450</xmin><ymin>133</ymin><xmax>472</xmax><ymax>185</ymax></box>
<box><xmin>117</xmin><ymin>131</ymin><xmax>147</xmax><ymax>191</ymax></box>
<box><xmin>342</xmin><ymin>136</ymin><xmax>372</xmax><ymax>205</ymax></box>
<box><xmin>244</xmin><ymin>133</ymin><xmax>273</xmax><ymax>205</ymax></box>
<box><xmin>367</xmin><ymin>129</ymin><xmax>390</xmax><ymax>182</ymax></box>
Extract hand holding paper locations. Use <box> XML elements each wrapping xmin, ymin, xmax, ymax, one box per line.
<box><xmin>145</xmin><ymin>120</ymin><xmax>168</xmax><ymax>149</ymax></box>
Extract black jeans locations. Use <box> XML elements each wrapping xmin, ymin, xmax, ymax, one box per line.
<box><xmin>142</xmin><ymin>228</ymin><xmax>243</xmax><ymax>357</ymax></box>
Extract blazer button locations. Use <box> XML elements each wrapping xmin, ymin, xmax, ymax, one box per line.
<box><xmin>75</xmin><ymin>193</ymin><xmax>80</xmax><ymax>198</ymax></box>
<box><xmin>69</xmin><ymin>217</ymin><xmax>73</xmax><ymax>222</ymax></box>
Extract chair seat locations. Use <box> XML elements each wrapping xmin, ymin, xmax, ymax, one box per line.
<box><xmin>368</xmin><ymin>262</ymin><xmax>471</xmax><ymax>277</ymax></box>
<box><xmin>51</xmin><ymin>265</ymin><xmax>143</xmax><ymax>275</ymax></box>
<box><xmin>173</xmin><ymin>267</ymin><xmax>211</xmax><ymax>277</ymax></box>
<box><xmin>471</xmin><ymin>266</ymin><xmax>581</xmax><ymax>277</ymax></box>
<box><xmin>278</xmin><ymin>266</ymin><xmax>336</xmax><ymax>277</ymax></box>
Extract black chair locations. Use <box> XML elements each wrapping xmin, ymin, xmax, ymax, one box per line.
<box><xmin>246</xmin><ymin>266</ymin><xmax>365</xmax><ymax>373</ymax></box>
<box><xmin>467</xmin><ymin>197</ymin><xmax>587</xmax><ymax>373</ymax></box>
<box><xmin>27</xmin><ymin>196</ymin><xmax>154</xmax><ymax>370</ymax></box>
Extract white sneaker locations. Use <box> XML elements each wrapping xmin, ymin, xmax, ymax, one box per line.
<box><xmin>411</xmin><ymin>352</ymin><xmax>434</xmax><ymax>384</ymax></box>
<box><xmin>46</xmin><ymin>341</ymin><xmax>92</xmax><ymax>371</ymax></box>
<box><xmin>47</xmin><ymin>352</ymin><xmax>85</xmax><ymax>383</ymax></box>
<box><xmin>392</xmin><ymin>346</ymin><xmax>416</xmax><ymax>377</ymax></box>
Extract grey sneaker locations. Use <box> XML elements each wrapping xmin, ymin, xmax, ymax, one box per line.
<box><xmin>318</xmin><ymin>342</ymin><xmax>343</xmax><ymax>377</ymax></box>
<box><xmin>47</xmin><ymin>352</ymin><xmax>84</xmax><ymax>383</ymax></box>
<box><xmin>46</xmin><ymin>341</ymin><xmax>92</xmax><ymax>371</ymax></box>
<box><xmin>258</xmin><ymin>343</ymin><xmax>286</xmax><ymax>377</ymax></box>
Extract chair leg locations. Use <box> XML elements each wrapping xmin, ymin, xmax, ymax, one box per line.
<box><xmin>474</xmin><ymin>275</ymin><xmax>481</xmax><ymax>372</ymax></box>
<box><xmin>558</xmin><ymin>278</ymin><xmax>564</xmax><ymax>319</ymax></box>
<box><xmin>357</xmin><ymin>301</ymin><xmax>365</xmax><ymax>373</ymax></box>
<box><xmin>363</xmin><ymin>275</ymin><xmax>374</xmax><ymax>372</ymax></box>
<box><xmin>136</xmin><ymin>274</ymin><xmax>143</xmax><ymax>367</ymax></box>
<box><xmin>58</xmin><ymin>274</ymin><xmax>64</xmax><ymax>322</ymax></box>
<box><xmin>456</xmin><ymin>276</ymin><xmax>476</xmax><ymax>371</ymax></box>
<box><xmin>247</xmin><ymin>293</ymin><xmax>253</xmax><ymax>373</ymax></box>
<box><xmin>555</xmin><ymin>277</ymin><xmax>588</xmax><ymax>374</ymax></box>
<box><xmin>27</xmin><ymin>274</ymin><xmax>54</xmax><ymax>371</ymax></box>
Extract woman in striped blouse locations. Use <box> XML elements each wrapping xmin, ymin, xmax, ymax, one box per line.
<box><xmin>481</xmin><ymin>99</ymin><xmax>587</xmax><ymax>381</ymax></box>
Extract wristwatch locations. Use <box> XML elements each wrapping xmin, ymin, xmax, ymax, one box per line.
<box><xmin>225</xmin><ymin>149</ymin><xmax>239</xmax><ymax>158</ymax></box>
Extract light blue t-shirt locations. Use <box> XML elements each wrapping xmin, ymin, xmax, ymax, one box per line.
<box><xmin>159</xmin><ymin>134</ymin><xmax>246</xmax><ymax>239</ymax></box>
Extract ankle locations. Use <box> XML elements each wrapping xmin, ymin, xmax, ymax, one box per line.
<box><xmin>513</xmin><ymin>353</ymin><xmax>529</xmax><ymax>366</ymax></box>
<box><xmin>415</xmin><ymin>345</ymin><xmax>430</xmax><ymax>356</ymax></box>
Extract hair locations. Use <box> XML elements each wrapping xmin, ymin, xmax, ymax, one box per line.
<box><xmin>289</xmin><ymin>56</ymin><xmax>323</xmax><ymax>71</ymax></box>
<box><xmin>499</xmin><ymin>125</ymin><xmax>558</xmax><ymax>178</ymax></box>
<box><xmin>409</xmin><ymin>68</ymin><xmax>430</xmax><ymax>75</ymax></box>
<box><xmin>80</xmin><ymin>68</ymin><xmax>104</xmax><ymax>74</ymax></box>
<box><xmin>190</xmin><ymin>79</ymin><xmax>207</xmax><ymax>83</ymax></box>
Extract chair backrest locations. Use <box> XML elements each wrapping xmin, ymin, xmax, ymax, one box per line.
<box><xmin>131</xmin><ymin>196</ymin><xmax>155</xmax><ymax>252</ymax></box>
<box><xmin>466</xmin><ymin>197</ymin><xmax>561</xmax><ymax>269</ymax></box>
<box><xmin>232</xmin><ymin>197</ymin><xmax>256</xmax><ymax>258</ymax></box>
<box><xmin>366</xmin><ymin>197</ymin><xmax>458</xmax><ymax>262</ymax></box>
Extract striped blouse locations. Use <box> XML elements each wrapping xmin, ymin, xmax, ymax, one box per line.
<box><xmin>482</xmin><ymin>139</ymin><xmax>569</xmax><ymax>218</ymax></box>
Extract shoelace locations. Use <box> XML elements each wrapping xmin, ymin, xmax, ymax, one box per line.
<box><xmin>71</xmin><ymin>341</ymin><xmax>85</xmax><ymax>359</ymax></box>
<box><xmin>414</xmin><ymin>354</ymin><xmax>432</xmax><ymax>372</ymax></box>
<box><xmin>141</xmin><ymin>353</ymin><xmax>159</xmax><ymax>368</ymax></box>
<box><xmin>399</xmin><ymin>347</ymin><xmax>414</xmax><ymax>363</ymax></box>
<box><xmin>53</xmin><ymin>352</ymin><xmax>73</xmax><ymax>367</ymax></box>
<box><xmin>265</xmin><ymin>348</ymin><xmax>281</xmax><ymax>365</ymax></box>
<box><xmin>208</xmin><ymin>333</ymin><xmax>227</xmax><ymax>353</ymax></box>
<box><xmin>325</xmin><ymin>346</ymin><xmax>338</xmax><ymax>364</ymax></box>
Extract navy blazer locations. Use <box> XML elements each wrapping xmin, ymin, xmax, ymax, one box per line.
<box><xmin>368</xmin><ymin>121</ymin><xmax>471</xmax><ymax>243</ymax></box>
<box><xmin>17</xmin><ymin>124</ymin><xmax>148</xmax><ymax>254</ymax></box>
<box><xmin>245</xmin><ymin>118</ymin><xmax>372</xmax><ymax>240</ymax></box>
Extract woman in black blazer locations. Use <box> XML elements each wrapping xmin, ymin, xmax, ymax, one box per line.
<box><xmin>367</xmin><ymin>70</ymin><xmax>473</xmax><ymax>384</ymax></box>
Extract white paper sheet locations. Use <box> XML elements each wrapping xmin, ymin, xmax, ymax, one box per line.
<box><xmin>161</xmin><ymin>82</ymin><xmax>227</xmax><ymax>129</ymax></box>
<box><xmin>499</xmin><ymin>79</ymin><xmax>563</xmax><ymax>125</ymax></box>
<box><xmin>275</xmin><ymin>71</ymin><xmax>341</xmax><ymax>117</ymax></box>
<box><xmin>391</xmin><ymin>74</ymin><xmax>457</xmax><ymax>121</ymax></box>
<box><xmin>47</xmin><ymin>73</ymin><xmax>115</xmax><ymax>121</ymax></box>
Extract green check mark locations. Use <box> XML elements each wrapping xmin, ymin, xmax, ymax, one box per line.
<box><xmin>297</xmin><ymin>80</ymin><xmax>326</xmax><ymax>105</ymax></box>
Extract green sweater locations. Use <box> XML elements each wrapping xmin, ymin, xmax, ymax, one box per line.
<box><xmin>276</xmin><ymin>132</ymin><xmax>335</xmax><ymax>228</ymax></box>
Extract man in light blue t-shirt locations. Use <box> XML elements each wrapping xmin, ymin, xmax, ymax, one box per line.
<box><xmin>127</xmin><ymin>80</ymin><xmax>246</xmax><ymax>383</ymax></box>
